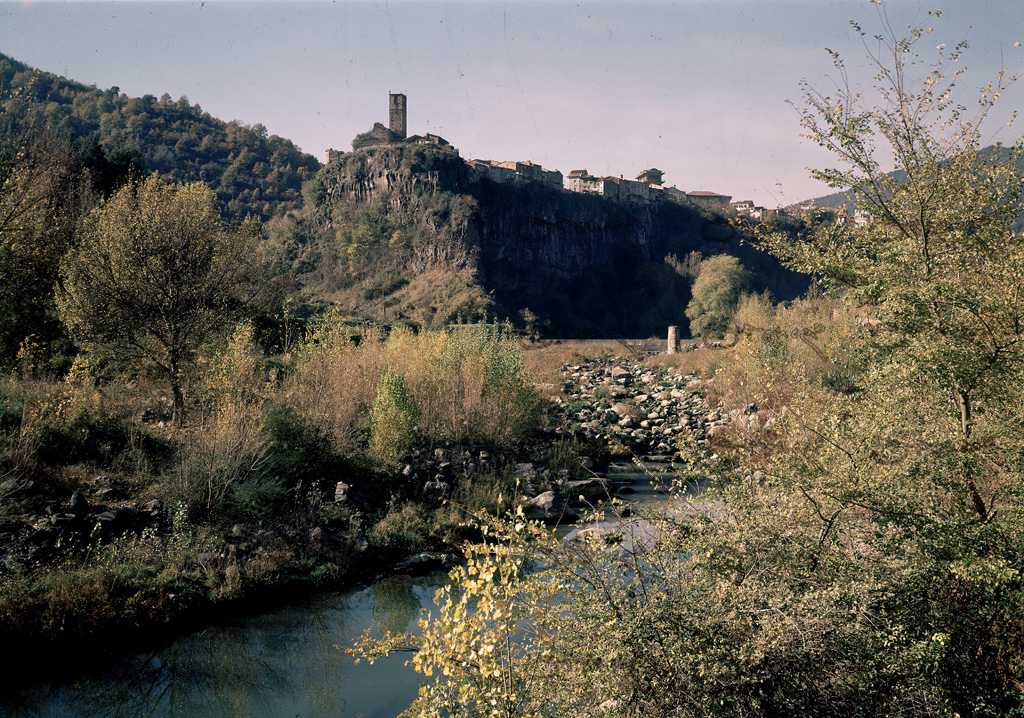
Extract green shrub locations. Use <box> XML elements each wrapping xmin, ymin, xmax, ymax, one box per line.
<box><xmin>369</xmin><ymin>368</ymin><xmax>420</xmax><ymax>464</ymax></box>
<box><xmin>367</xmin><ymin>502</ymin><xmax>434</xmax><ymax>556</ymax></box>
<box><xmin>685</xmin><ymin>254</ymin><xmax>752</xmax><ymax>338</ymax></box>
<box><xmin>262</xmin><ymin>404</ymin><xmax>352</xmax><ymax>518</ymax></box>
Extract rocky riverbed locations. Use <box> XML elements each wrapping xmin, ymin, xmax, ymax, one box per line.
<box><xmin>520</xmin><ymin>356</ymin><xmax>739</xmax><ymax>524</ymax></box>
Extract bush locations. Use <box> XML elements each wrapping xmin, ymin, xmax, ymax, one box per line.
<box><xmin>261</xmin><ymin>404</ymin><xmax>348</xmax><ymax>516</ymax></box>
<box><xmin>367</xmin><ymin>502</ymin><xmax>451</xmax><ymax>557</ymax></box>
<box><xmin>369</xmin><ymin>368</ymin><xmax>420</xmax><ymax>464</ymax></box>
<box><xmin>685</xmin><ymin>254</ymin><xmax>751</xmax><ymax>338</ymax></box>
<box><xmin>174</xmin><ymin>401</ymin><xmax>276</xmax><ymax>522</ymax></box>
<box><xmin>291</xmin><ymin>316</ymin><xmax>539</xmax><ymax>453</ymax></box>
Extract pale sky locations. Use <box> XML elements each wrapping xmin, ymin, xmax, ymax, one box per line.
<box><xmin>2</xmin><ymin>0</ymin><xmax>1022</xmax><ymax>207</ymax></box>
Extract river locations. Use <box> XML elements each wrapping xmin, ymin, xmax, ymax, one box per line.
<box><xmin>0</xmin><ymin>460</ymin><xmax>694</xmax><ymax>718</ymax></box>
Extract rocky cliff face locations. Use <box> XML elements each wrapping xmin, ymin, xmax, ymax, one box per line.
<box><xmin>473</xmin><ymin>180</ymin><xmax>661</xmax><ymax>284</ymax></box>
<box><xmin>314</xmin><ymin>145</ymin><xmax>465</xmax><ymax>211</ymax></box>
<box><xmin>301</xmin><ymin>144</ymin><xmax>804</xmax><ymax>336</ymax></box>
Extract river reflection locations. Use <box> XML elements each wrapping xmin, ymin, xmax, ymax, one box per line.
<box><xmin>1</xmin><ymin>575</ymin><xmax>442</xmax><ymax>718</ymax></box>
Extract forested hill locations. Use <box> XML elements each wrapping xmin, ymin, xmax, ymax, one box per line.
<box><xmin>0</xmin><ymin>53</ymin><xmax>321</xmax><ymax>220</ymax></box>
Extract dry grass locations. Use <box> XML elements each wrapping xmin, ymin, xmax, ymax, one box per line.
<box><xmin>289</xmin><ymin>316</ymin><xmax>539</xmax><ymax>452</ymax></box>
<box><xmin>647</xmin><ymin>346</ymin><xmax>725</xmax><ymax>378</ymax></box>
<box><xmin>520</xmin><ymin>340</ymin><xmax>623</xmax><ymax>387</ymax></box>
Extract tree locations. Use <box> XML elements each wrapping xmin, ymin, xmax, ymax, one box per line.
<box><xmin>757</xmin><ymin>8</ymin><xmax>1024</xmax><ymax>524</ymax></box>
<box><xmin>750</xmin><ymin>8</ymin><xmax>1024</xmax><ymax>713</ymax></box>
<box><xmin>684</xmin><ymin>254</ymin><xmax>751</xmax><ymax>337</ymax></box>
<box><xmin>0</xmin><ymin>93</ymin><xmax>93</xmax><ymax>369</ymax></box>
<box><xmin>57</xmin><ymin>175</ymin><xmax>268</xmax><ymax>422</ymax></box>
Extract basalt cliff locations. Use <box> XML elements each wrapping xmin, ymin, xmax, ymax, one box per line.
<box><xmin>274</xmin><ymin>143</ymin><xmax>805</xmax><ymax>336</ymax></box>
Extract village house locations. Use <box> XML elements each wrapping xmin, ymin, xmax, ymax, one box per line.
<box><xmin>687</xmin><ymin>190</ymin><xmax>733</xmax><ymax>208</ymax></box>
<box><xmin>636</xmin><ymin>168</ymin><xmax>664</xmax><ymax>185</ymax></box>
<box><xmin>468</xmin><ymin>159</ymin><xmax>562</xmax><ymax>190</ymax></box>
<box><xmin>730</xmin><ymin>199</ymin><xmax>767</xmax><ymax>219</ymax></box>
<box><xmin>566</xmin><ymin>169</ymin><xmax>663</xmax><ymax>205</ymax></box>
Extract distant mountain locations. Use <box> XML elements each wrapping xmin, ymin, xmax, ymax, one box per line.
<box><xmin>796</xmin><ymin>143</ymin><xmax>1024</xmax><ymax>228</ymax></box>
<box><xmin>0</xmin><ymin>53</ymin><xmax>321</xmax><ymax>220</ymax></box>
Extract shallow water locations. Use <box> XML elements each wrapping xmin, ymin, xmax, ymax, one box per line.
<box><xmin>1</xmin><ymin>574</ymin><xmax>439</xmax><ymax>718</ymax></box>
<box><xmin>0</xmin><ymin>461</ymin><xmax>697</xmax><ymax>718</ymax></box>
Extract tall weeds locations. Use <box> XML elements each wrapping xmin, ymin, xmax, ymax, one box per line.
<box><xmin>176</xmin><ymin>323</ymin><xmax>278</xmax><ymax>521</ymax></box>
<box><xmin>290</xmin><ymin>315</ymin><xmax>538</xmax><ymax>455</ymax></box>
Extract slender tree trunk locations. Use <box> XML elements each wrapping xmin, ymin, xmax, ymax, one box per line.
<box><xmin>958</xmin><ymin>389</ymin><xmax>989</xmax><ymax>522</ymax></box>
<box><xmin>170</xmin><ymin>354</ymin><xmax>186</xmax><ymax>426</ymax></box>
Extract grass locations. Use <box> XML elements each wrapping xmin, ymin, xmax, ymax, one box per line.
<box><xmin>0</xmin><ymin>317</ymin><xmax>557</xmax><ymax>661</ymax></box>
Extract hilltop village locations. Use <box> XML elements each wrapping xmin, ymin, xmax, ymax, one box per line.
<box><xmin>328</xmin><ymin>93</ymin><xmax>779</xmax><ymax>220</ymax></box>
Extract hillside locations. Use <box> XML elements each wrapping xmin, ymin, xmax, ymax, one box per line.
<box><xmin>0</xmin><ymin>53</ymin><xmax>806</xmax><ymax>338</ymax></box>
<box><xmin>0</xmin><ymin>53</ymin><xmax>321</xmax><ymax>220</ymax></box>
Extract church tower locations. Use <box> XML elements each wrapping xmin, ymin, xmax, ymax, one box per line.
<box><xmin>389</xmin><ymin>93</ymin><xmax>407</xmax><ymax>140</ymax></box>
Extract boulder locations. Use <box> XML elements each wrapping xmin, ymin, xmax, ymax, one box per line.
<box><xmin>310</xmin><ymin>526</ymin><xmax>331</xmax><ymax>547</ymax></box>
<box><xmin>610</xmin><ymin>403</ymin><xmax>630</xmax><ymax>416</ymax></box>
<box><xmin>564</xmin><ymin>524</ymin><xmax>616</xmax><ymax>545</ymax></box>
<box><xmin>523</xmin><ymin>491</ymin><xmax>578</xmax><ymax>524</ymax></box>
<box><xmin>707</xmin><ymin>424</ymin><xmax>730</xmax><ymax>439</ymax></box>
<box><xmin>424</xmin><ymin>480</ymin><xmax>450</xmax><ymax>497</ymax></box>
<box><xmin>69</xmin><ymin>492</ymin><xmax>89</xmax><ymax>512</ymax></box>
<box><xmin>565</xmin><ymin>478</ymin><xmax>613</xmax><ymax>502</ymax></box>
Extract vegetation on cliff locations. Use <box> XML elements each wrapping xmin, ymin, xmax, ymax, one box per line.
<box><xmin>274</xmin><ymin>144</ymin><xmax>494</xmax><ymax>328</ymax></box>
<box><xmin>276</xmin><ymin>142</ymin><xmax>806</xmax><ymax>338</ymax></box>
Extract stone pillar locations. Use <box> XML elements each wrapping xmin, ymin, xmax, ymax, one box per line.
<box><xmin>667</xmin><ymin>325</ymin><xmax>678</xmax><ymax>354</ymax></box>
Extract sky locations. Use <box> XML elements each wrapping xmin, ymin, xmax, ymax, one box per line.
<box><xmin>1</xmin><ymin>0</ymin><xmax>1023</xmax><ymax>207</ymax></box>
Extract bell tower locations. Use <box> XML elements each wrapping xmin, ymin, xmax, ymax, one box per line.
<box><xmin>389</xmin><ymin>93</ymin><xmax>407</xmax><ymax>140</ymax></box>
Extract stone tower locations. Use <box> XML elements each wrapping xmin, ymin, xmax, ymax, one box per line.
<box><xmin>389</xmin><ymin>93</ymin><xmax>407</xmax><ymax>140</ymax></box>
